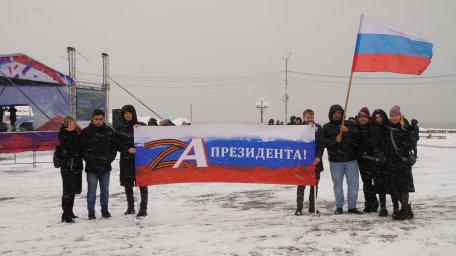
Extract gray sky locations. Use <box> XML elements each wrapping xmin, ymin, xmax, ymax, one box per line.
<box><xmin>3</xmin><ymin>0</ymin><xmax>456</xmax><ymax>127</ymax></box>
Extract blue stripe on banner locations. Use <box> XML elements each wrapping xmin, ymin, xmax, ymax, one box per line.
<box><xmin>355</xmin><ymin>33</ymin><xmax>433</xmax><ymax>59</ymax></box>
<box><xmin>205</xmin><ymin>139</ymin><xmax>314</xmax><ymax>168</ymax></box>
<box><xmin>135</xmin><ymin>138</ymin><xmax>315</xmax><ymax>169</ymax></box>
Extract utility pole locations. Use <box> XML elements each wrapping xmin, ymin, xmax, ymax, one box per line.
<box><xmin>102</xmin><ymin>53</ymin><xmax>110</xmax><ymax>123</ymax></box>
<box><xmin>67</xmin><ymin>47</ymin><xmax>76</xmax><ymax>118</ymax></box>
<box><xmin>282</xmin><ymin>52</ymin><xmax>291</xmax><ymax>124</ymax></box>
<box><xmin>255</xmin><ymin>97</ymin><xmax>269</xmax><ymax>124</ymax></box>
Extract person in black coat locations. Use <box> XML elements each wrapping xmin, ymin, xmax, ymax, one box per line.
<box><xmin>116</xmin><ymin>105</ymin><xmax>148</xmax><ymax>217</ymax></box>
<box><xmin>386</xmin><ymin>106</ymin><xmax>416</xmax><ymax>220</ymax></box>
<box><xmin>8</xmin><ymin>105</ymin><xmax>17</xmax><ymax>131</ymax></box>
<box><xmin>58</xmin><ymin>116</ymin><xmax>83</xmax><ymax>223</ymax></box>
<box><xmin>80</xmin><ymin>109</ymin><xmax>117</xmax><ymax>220</ymax></box>
<box><xmin>355</xmin><ymin>107</ymin><xmax>379</xmax><ymax>213</ymax></box>
<box><xmin>371</xmin><ymin>109</ymin><xmax>399</xmax><ymax>217</ymax></box>
<box><xmin>323</xmin><ymin>104</ymin><xmax>361</xmax><ymax>214</ymax></box>
<box><xmin>295</xmin><ymin>109</ymin><xmax>325</xmax><ymax>215</ymax></box>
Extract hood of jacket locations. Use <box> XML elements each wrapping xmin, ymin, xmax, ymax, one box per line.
<box><xmin>328</xmin><ymin>104</ymin><xmax>344</xmax><ymax>123</ymax></box>
<box><xmin>372</xmin><ymin>109</ymin><xmax>390</xmax><ymax>126</ymax></box>
<box><xmin>121</xmin><ymin>105</ymin><xmax>138</xmax><ymax>124</ymax></box>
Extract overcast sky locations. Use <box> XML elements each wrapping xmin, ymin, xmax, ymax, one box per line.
<box><xmin>3</xmin><ymin>0</ymin><xmax>456</xmax><ymax>127</ymax></box>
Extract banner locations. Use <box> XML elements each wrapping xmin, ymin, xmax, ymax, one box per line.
<box><xmin>134</xmin><ymin>124</ymin><xmax>316</xmax><ymax>186</ymax></box>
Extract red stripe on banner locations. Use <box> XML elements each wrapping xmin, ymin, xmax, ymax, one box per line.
<box><xmin>135</xmin><ymin>165</ymin><xmax>316</xmax><ymax>186</ymax></box>
<box><xmin>352</xmin><ymin>54</ymin><xmax>431</xmax><ymax>75</ymax></box>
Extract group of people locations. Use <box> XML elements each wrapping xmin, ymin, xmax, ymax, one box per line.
<box><xmin>57</xmin><ymin>103</ymin><xmax>418</xmax><ymax>223</ymax></box>
<box><xmin>58</xmin><ymin>105</ymin><xmax>154</xmax><ymax>223</ymax></box>
<box><xmin>294</xmin><ymin>104</ymin><xmax>418</xmax><ymax>221</ymax></box>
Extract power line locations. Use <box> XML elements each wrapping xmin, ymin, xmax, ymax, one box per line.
<box><xmin>75</xmin><ymin>71</ymin><xmax>282</xmax><ymax>82</ymax></box>
<box><xmin>288</xmin><ymin>75</ymin><xmax>456</xmax><ymax>86</ymax></box>
<box><xmin>289</xmin><ymin>70</ymin><xmax>456</xmax><ymax>80</ymax></box>
<box><xmin>75</xmin><ymin>50</ymin><xmax>163</xmax><ymax>119</ymax></box>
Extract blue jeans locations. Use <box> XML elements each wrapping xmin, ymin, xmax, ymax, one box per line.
<box><xmin>86</xmin><ymin>171</ymin><xmax>110</xmax><ymax>214</ymax></box>
<box><xmin>329</xmin><ymin>160</ymin><xmax>359</xmax><ymax>209</ymax></box>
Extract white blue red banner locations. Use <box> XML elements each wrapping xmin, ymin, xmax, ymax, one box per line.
<box><xmin>134</xmin><ymin>124</ymin><xmax>316</xmax><ymax>186</ymax></box>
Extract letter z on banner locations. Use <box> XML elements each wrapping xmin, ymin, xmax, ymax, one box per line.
<box><xmin>134</xmin><ymin>124</ymin><xmax>316</xmax><ymax>186</ymax></box>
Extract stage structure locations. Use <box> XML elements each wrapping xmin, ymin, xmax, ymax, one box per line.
<box><xmin>0</xmin><ymin>51</ymin><xmax>109</xmax><ymax>154</ymax></box>
<box><xmin>0</xmin><ymin>53</ymin><xmax>75</xmax><ymax>153</ymax></box>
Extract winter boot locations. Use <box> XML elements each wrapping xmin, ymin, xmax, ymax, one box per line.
<box><xmin>363</xmin><ymin>203</ymin><xmax>373</xmax><ymax>213</ymax></box>
<box><xmin>88</xmin><ymin>212</ymin><xmax>96</xmax><ymax>220</ymax></box>
<box><xmin>308</xmin><ymin>186</ymin><xmax>319</xmax><ymax>214</ymax></box>
<box><xmin>102</xmin><ymin>211</ymin><xmax>112</xmax><ymax>218</ymax></box>
<box><xmin>61</xmin><ymin>195</ymin><xmax>74</xmax><ymax>223</ymax></box>
<box><xmin>407</xmin><ymin>203</ymin><xmax>414</xmax><ymax>219</ymax></box>
<box><xmin>335</xmin><ymin>208</ymin><xmax>343</xmax><ymax>214</ymax></box>
<box><xmin>308</xmin><ymin>208</ymin><xmax>320</xmax><ymax>214</ymax></box>
<box><xmin>295</xmin><ymin>208</ymin><xmax>303</xmax><ymax>216</ymax></box>
<box><xmin>124</xmin><ymin>208</ymin><xmax>136</xmax><ymax>215</ymax></box>
<box><xmin>136</xmin><ymin>207</ymin><xmax>148</xmax><ymax>218</ymax></box>
<box><xmin>393</xmin><ymin>207</ymin><xmax>410</xmax><ymax>221</ymax></box>
<box><xmin>68</xmin><ymin>194</ymin><xmax>78</xmax><ymax>219</ymax></box>
<box><xmin>124</xmin><ymin>187</ymin><xmax>135</xmax><ymax>215</ymax></box>
<box><xmin>392</xmin><ymin>203</ymin><xmax>400</xmax><ymax>219</ymax></box>
<box><xmin>372</xmin><ymin>201</ymin><xmax>379</xmax><ymax>213</ymax></box>
<box><xmin>378</xmin><ymin>208</ymin><xmax>388</xmax><ymax>217</ymax></box>
<box><xmin>61</xmin><ymin>213</ymin><xmax>75</xmax><ymax>223</ymax></box>
<box><xmin>348</xmin><ymin>208</ymin><xmax>363</xmax><ymax>214</ymax></box>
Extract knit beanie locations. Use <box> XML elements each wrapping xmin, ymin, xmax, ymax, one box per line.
<box><xmin>358</xmin><ymin>107</ymin><xmax>370</xmax><ymax>117</ymax></box>
<box><xmin>389</xmin><ymin>105</ymin><xmax>402</xmax><ymax>116</ymax></box>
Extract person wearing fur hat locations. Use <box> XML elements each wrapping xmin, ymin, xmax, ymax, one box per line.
<box><xmin>385</xmin><ymin>105</ymin><xmax>416</xmax><ymax>220</ymax></box>
<box><xmin>371</xmin><ymin>109</ymin><xmax>400</xmax><ymax>217</ymax></box>
<box><xmin>322</xmin><ymin>104</ymin><xmax>361</xmax><ymax>214</ymax></box>
<box><xmin>116</xmin><ymin>105</ymin><xmax>148</xmax><ymax>217</ymax></box>
<box><xmin>355</xmin><ymin>107</ymin><xmax>380</xmax><ymax>213</ymax></box>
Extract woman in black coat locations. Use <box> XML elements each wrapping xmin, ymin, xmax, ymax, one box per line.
<box><xmin>371</xmin><ymin>109</ymin><xmax>399</xmax><ymax>217</ymax></box>
<box><xmin>58</xmin><ymin>116</ymin><xmax>83</xmax><ymax>223</ymax></box>
<box><xmin>386</xmin><ymin>106</ymin><xmax>416</xmax><ymax>220</ymax></box>
<box><xmin>116</xmin><ymin>105</ymin><xmax>148</xmax><ymax>217</ymax></box>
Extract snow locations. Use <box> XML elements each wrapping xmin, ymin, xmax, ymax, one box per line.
<box><xmin>1</xmin><ymin>135</ymin><xmax>456</xmax><ymax>255</ymax></box>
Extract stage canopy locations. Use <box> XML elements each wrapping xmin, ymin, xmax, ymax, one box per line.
<box><xmin>0</xmin><ymin>53</ymin><xmax>76</xmax><ymax>153</ymax></box>
<box><xmin>0</xmin><ymin>53</ymin><xmax>75</xmax><ymax>130</ymax></box>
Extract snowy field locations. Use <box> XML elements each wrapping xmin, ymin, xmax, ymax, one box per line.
<box><xmin>1</xmin><ymin>135</ymin><xmax>456</xmax><ymax>256</ymax></box>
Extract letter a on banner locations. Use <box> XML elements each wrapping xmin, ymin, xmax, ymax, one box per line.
<box><xmin>173</xmin><ymin>138</ymin><xmax>208</xmax><ymax>168</ymax></box>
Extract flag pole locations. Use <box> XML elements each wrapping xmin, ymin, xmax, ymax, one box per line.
<box><xmin>341</xmin><ymin>71</ymin><xmax>354</xmax><ymax>126</ymax></box>
<box><xmin>341</xmin><ymin>15</ymin><xmax>363</xmax><ymax>127</ymax></box>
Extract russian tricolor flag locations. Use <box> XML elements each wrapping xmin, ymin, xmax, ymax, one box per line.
<box><xmin>352</xmin><ymin>15</ymin><xmax>433</xmax><ymax>75</ymax></box>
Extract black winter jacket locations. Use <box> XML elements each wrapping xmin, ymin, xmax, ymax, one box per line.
<box><xmin>311</xmin><ymin>123</ymin><xmax>325</xmax><ymax>172</ymax></box>
<box><xmin>80</xmin><ymin>123</ymin><xmax>117</xmax><ymax>173</ymax></box>
<box><xmin>116</xmin><ymin>105</ymin><xmax>146</xmax><ymax>187</ymax></box>
<box><xmin>386</xmin><ymin>119</ymin><xmax>415</xmax><ymax>161</ymax></box>
<box><xmin>58</xmin><ymin>125</ymin><xmax>83</xmax><ymax>194</ymax></box>
<box><xmin>322</xmin><ymin>104</ymin><xmax>359</xmax><ymax>162</ymax></box>
<box><xmin>385</xmin><ymin>118</ymin><xmax>416</xmax><ymax>192</ymax></box>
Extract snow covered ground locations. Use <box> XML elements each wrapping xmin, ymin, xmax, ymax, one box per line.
<box><xmin>1</xmin><ymin>135</ymin><xmax>455</xmax><ymax>256</ymax></box>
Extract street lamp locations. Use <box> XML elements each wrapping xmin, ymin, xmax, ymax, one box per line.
<box><xmin>255</xmin><ymin>97</ymin><xmax>269</xmax><ymax>124</ymax></box>
<box><xmin>282</xmin><ymin>52</ymin><xmax>291</xmax><ymax>123</ymax></box>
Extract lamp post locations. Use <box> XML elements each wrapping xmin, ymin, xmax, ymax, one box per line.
<box><xmin>282</xmin><ymin>52</ymin><xmax>291</xmax><ymax>123</ymax></box>
<box><xmin>255</xmin><ymin>97</ymin><xmax>269</xmax><ymax>124</ymax></box>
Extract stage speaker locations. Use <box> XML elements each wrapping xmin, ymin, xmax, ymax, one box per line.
<box><xmin>112</xmin><ymin>109</ymin><xmax>123</xmax><ymax>131</ymax></box>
